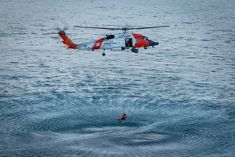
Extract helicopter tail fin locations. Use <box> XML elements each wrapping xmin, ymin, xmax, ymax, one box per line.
<box><xmin>58</xmin><ymin>31</ymin><xmax>77</xmax><ymax>49</ymax></box>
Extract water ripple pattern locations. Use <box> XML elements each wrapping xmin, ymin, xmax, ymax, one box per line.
<box><xmin>0</xmin><ymin>0</ymin><xmax>235</xmax><ymax>156</ymax></box>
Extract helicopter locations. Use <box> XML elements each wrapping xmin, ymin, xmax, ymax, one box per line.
<box><xmin>57</xmin><ymin>25</ymin><xmax>169</xmax><ymax>56</ymax></box>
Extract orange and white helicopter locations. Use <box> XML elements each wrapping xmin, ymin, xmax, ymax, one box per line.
<box><xmin>58</xmin><ymin>25</ymin><xmax>169</xmax><ymax>56</ymax></box>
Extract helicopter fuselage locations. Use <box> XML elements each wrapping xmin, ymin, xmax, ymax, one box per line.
<box><xmin>58</xmin><ymin>31</ymin><xmax>159</xmax><ymax>55</ymax></box>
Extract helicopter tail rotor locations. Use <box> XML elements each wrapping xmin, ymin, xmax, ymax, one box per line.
<box><xmin>56</xmin><ymin>26</ymin><xmax>69</xmax><ymax>32</ymax></box>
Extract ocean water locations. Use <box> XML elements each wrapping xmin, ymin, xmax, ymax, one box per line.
<box><xmin>0</xmin><ymin>0</ymin><xmax>235</xmax><ymax>156</ymax></box>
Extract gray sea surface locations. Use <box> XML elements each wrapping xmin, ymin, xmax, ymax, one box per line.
<box><xmin>0</xmin><ymin>0</ymin><xmax>235</xmax><ymax>156</ymax></box>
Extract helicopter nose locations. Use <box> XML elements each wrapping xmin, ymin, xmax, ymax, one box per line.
<box><xmin>149</xmin><ymin>40</ymin><xmax>159</xmax><ymax>46</ymax></box>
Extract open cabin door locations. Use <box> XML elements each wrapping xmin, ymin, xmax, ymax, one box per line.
<box><xmin>125</xmin><ymin>38</ymin><xmax>133</xmax><ymax>47</ymax></box>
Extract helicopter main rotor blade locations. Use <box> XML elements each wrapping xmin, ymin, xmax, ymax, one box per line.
<box><xmin>74</xmin><ymin>25</ymin><xmax>169</xmax><ymax>30</ymax></box>
<box><xmin>125</xmin><ymin>25</ymin><xmax>169</xmax><ymax>30</ymax></box>
<box><xmin>74</xmin><ymin>26</ymin><xmax>121</xmax><ymax>30</ymax></box>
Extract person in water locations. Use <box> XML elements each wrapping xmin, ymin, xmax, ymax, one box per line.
<box><xmin>118</xmin><ymin>113</ymin><xmax>127</xmax><ymax>123</ymax></box>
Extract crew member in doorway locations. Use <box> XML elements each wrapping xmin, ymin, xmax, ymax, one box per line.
<box><xmin>118</xmin><ymin>113</ymin><xmax>127</xmax><ymax>123</ymax></box>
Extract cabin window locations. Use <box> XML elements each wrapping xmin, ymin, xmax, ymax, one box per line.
<box><xmin>106</xmin><ymin>35</ymin><xmax>115</xmax><ymax>40</ymax></box>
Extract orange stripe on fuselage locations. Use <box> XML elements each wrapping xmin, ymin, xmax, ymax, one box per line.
<box><xmin>132</xmin><ymin>34</ymin><xmax>150</xmax><ymax>48</ymax></box>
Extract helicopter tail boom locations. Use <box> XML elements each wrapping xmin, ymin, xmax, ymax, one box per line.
<box><xmin>58</xmin><ymin>31</ymin><xmax>77</xmax><ymax>49</ymax></box>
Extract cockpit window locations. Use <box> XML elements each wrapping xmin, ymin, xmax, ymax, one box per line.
<box><xmin>143</xmin><ymin>37</ymin><xmax>149</xmax><ymax>40</ymax></box>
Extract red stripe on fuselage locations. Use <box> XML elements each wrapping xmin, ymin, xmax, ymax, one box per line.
<box><xmin>92</xmin><ymin>38</ymin><xmax>105</xmax><ymax>50</ymax></box>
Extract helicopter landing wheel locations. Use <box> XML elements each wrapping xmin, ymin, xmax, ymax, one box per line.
<box><xmin>131</xmin><ymin>48</ymin><xmax>135</xmax><ymax>52</ymax></box>
<box><xmin>131</xmin><ymin>48</ymin><xmax>138</xmax><ymax>53</ymax></box>
<box><xmin>102</xmin><ymin>52</ymin><xmax>106</xmax><ymax>56</ymax></box>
